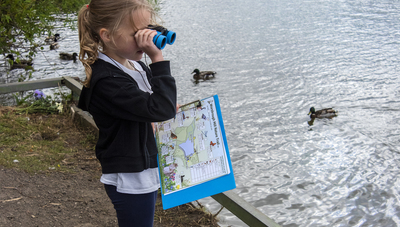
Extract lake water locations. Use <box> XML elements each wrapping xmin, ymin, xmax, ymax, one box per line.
<box><xmin>1</xmin><ymin>0</ymin><xmax>400</xmax><ymax>226</ymax></box>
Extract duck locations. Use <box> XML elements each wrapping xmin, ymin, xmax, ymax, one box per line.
<box><xmin>59</xmin><ymin>52</ymin><xmax>78</xmax><ymax>62</ymax></box>
<box><xmin>192</xmin><ymin>69</ymin><xmax>216</xmax><ymax>80</ymax></box>
<box><xmin>6</xmin><ymin>54</ymin><xmax>33</xmax><ymax>70</ymax></box>
<box><xmin>45</xmin><ymin>34</ymin><xmax>60</xmax><ymax>43</ymax></box>
<box><xmin>50</xmin><ymin>42</ymin><xmax>59</xmax><ymax>50</ymax></box>
<box><xmin>308</xmin><ymin>107</ymin><xmax>338</xmax><ymax>118</ymax></box>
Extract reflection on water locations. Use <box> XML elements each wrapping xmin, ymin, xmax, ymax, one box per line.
<box><xmin>2</xmin><ymin>0</ymin><xmax>400</xmax><ymax>226</ymax></box>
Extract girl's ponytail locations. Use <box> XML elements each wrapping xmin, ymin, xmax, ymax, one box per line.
<box><xmin>78</xmin><ymin>5</ymin><xmax>100</xmax><ymax>88</ymax></box>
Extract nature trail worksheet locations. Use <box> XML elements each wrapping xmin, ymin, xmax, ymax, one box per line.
<box><xmin>155</xmin><ymin>95</ymin><xmax>236</xmax><ymax>209</ymax></box>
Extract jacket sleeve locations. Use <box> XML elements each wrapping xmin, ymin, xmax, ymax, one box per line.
<box><xmin>91</xmin><ymin>61</ymin><xmax>177</xmax><ymax>122</ymax></box>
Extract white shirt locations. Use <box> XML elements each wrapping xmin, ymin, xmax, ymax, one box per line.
<box><xmin>98</xmin><ymin>52</ymin><xmax>160</xmax><ymax>194</ymax></box>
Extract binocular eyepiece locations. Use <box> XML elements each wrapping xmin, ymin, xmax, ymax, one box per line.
<box><xmin>148</xmin><ymin>25</ymin><xmax>176</xmax><ymax>50</ymax></box>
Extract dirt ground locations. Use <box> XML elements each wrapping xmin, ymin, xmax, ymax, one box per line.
<box><xmin>0</xmin><ymin>166</ymin><xmax>119</xmax><ymax>227</ymax></box>
<box><xmin>0</xmin><ymin>106</ymin><xmax>219</xmax><ymax>227</ymax></box>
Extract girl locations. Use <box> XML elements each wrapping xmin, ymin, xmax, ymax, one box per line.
<box><xmin>77</xmin><ymin>0</ymin><xmax>177</xmax><ymax>226</ymax></box>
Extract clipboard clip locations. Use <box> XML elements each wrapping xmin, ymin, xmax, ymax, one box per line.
<box><xmin>179</xmin><ymin>100</ymin><xmax>202</xmax><ymax>109</ymax></box>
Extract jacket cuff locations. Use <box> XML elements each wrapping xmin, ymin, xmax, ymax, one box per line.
<box><xmin>149</xmin><ymin>61</ymin><xmax>171</xmax><ymax>77</ymax></box>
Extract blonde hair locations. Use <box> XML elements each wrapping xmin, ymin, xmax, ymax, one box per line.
<box><xmin>78</xmin><ymin>0</ymin><xmax>156</xmax><ymax>87</ymax></box>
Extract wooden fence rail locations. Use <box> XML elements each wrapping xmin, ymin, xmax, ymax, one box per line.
<box><xmin>0</xmin><ymin>77</ymin><xmax>82</xmax><ymax>95</ymax></box>
<box><xmin>0</xmin><ymin>77</ymin><xmax>281</xmax><ymax>227</ymax></box>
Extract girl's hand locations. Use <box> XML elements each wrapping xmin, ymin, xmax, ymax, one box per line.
<box><xmin>135</xmin><ymin>29</ymin><xmax>164</xmax><ymax>63</ymax></box>
<box><xmin>152</xmin><ymin>104</ymin><xmax>179</xmax><ymax>134</ymax></box>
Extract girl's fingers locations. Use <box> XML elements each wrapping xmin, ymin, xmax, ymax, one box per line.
<box><xmin>135</xmin><ymin>29</ymin><xmax>157</xmax><ymax>46</ymax></box>
<box><xmin>135</xmin><ymin>29</ymin><xmax>163</xmax><ymax>62</ymax></box>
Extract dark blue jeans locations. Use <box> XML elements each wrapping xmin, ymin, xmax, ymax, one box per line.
<box><xmin>104</xmin><ymin>184</ymin><xmax>157</xmax><ymax>227</ymax></box>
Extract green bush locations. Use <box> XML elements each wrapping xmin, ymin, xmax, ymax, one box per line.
<box><xmin>0</xmin><ymin>0</ymin><xmax>87</xmax><ymax>58</ymax></box>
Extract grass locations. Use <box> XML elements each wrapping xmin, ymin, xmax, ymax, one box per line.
<box><xmin>0</xmin><ymin>106</ymin><xmax>97</xmax><ymax>174</ymax></box>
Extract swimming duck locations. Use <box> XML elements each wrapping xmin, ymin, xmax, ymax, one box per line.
<box><xmin>50</xmin><ymin>42</ymin><xmax>59</xmax><ymax>50</ymax></box>
<box><xmin>6</xmin><ymin>54</ymin><xmax>33</xmax><ymax>70</ymax></box>
<box><xmin>59</xmin><ymin>52</ymin><xmax>78</xmax><ymax>62</ymax></box>
<box><xmin>45</xmin><ymin>34</ymin><xmax>60</xmax><ymax>43</ymax></box>
<box><xmin>308</xmin><ymin>107</ymin><xmax>338</xmax><ymax>118</ymax></box>
<box><xmin>192</xmin><ymin>69</ymin><xmax>216</xmax><ymax>80</ymax></box>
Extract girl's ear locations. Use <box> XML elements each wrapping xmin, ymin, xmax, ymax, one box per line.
<box><xmin>99</xmin><ymin>28</ymin><xmax>111</xmax><ymax>43</ymax></box>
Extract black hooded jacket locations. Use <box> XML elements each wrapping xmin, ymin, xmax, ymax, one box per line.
<box><xmin>78</xmin><ymin>59</ymin><xmax>176</xmax><ymax>173</ymax></box>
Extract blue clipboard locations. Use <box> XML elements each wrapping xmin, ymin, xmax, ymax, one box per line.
<box><xmin>156</xmin><ymin>95</ymin><xmax>236</xmax><ymax>209</ymax></box>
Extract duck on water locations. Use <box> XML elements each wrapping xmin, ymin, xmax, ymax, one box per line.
<box><xmin>192</xmin><ymin>69</ymin><xmax>216</xmax><ymax>81</ymax></box>
<box><xmin>308</xmin><ymin>107</ymin><xmax>338</xmax><ymax>119</ymax></box>
<box><xmin>6</xmin><ymin>54</ymin><xmax>33</xmax><ymax>70</ymax></box>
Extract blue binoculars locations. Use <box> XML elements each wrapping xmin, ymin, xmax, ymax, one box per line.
<box><xmin>148</xmin><ymin>25</ymin><xmax>176</xmax><ymax>50</ymax></box>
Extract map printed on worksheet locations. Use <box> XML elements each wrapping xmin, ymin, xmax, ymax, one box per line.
<box><xmin>155</xmin><ymin>96</ymin><xmax>231</xmax><ymax>195</ymax></box>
